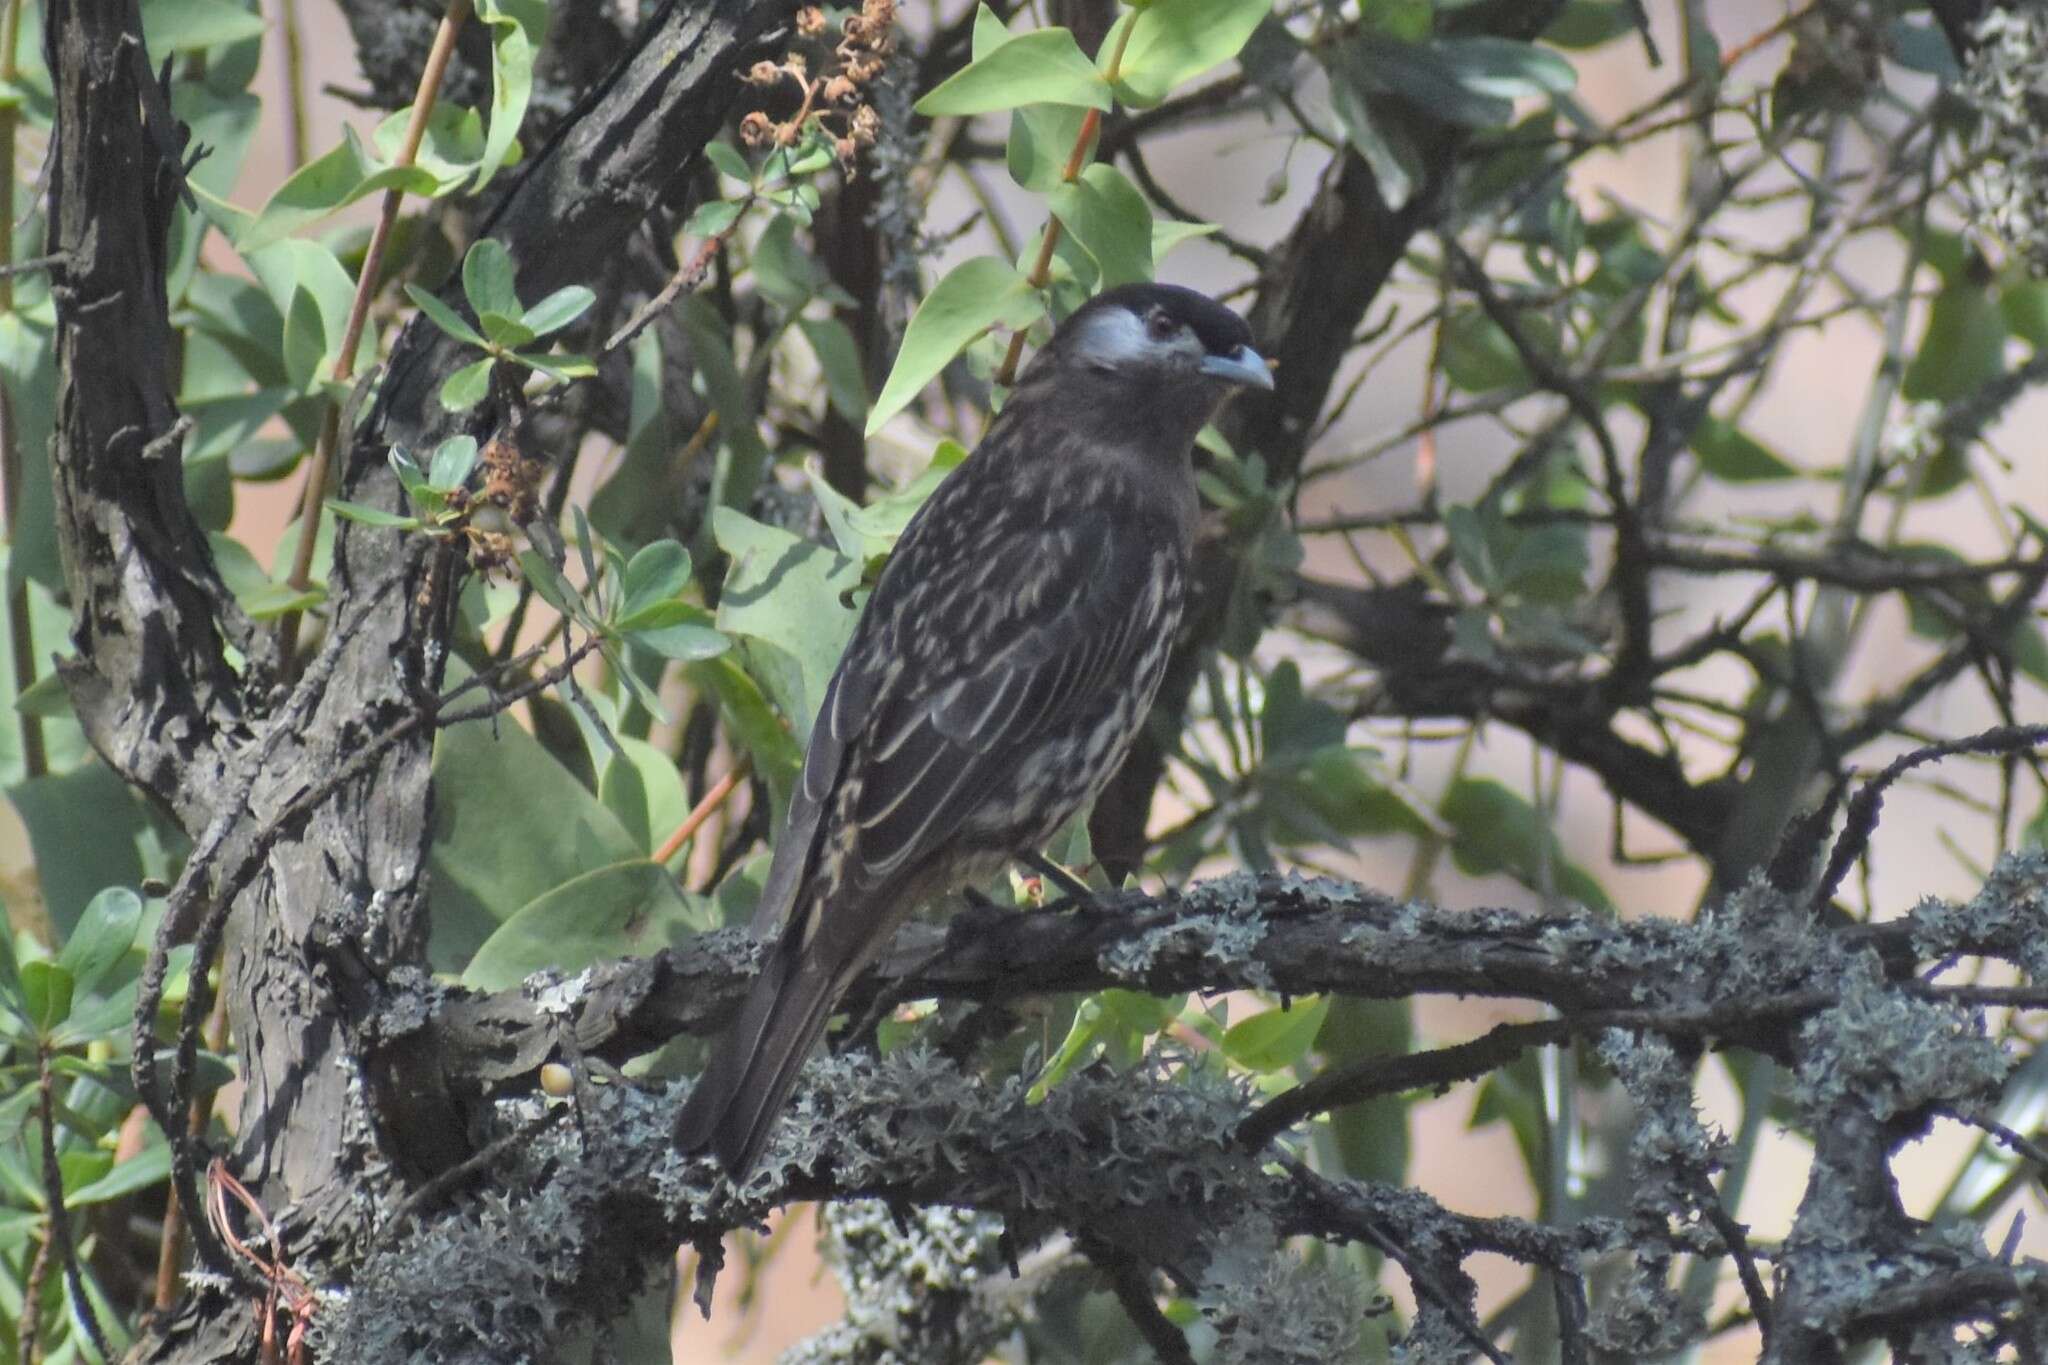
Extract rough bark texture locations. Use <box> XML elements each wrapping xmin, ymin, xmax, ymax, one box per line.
<box><xmin>45</xmin><ymin>2</ymin><xmax>795</xmax><ymax>1360</ymax></box>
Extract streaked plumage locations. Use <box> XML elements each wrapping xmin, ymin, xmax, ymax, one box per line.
<box><xmin>675</xmin><ymin>283</ymin><xmax>1273</xmax><ymax>1178</ymax></box>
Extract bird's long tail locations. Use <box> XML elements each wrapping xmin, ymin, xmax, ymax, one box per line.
<box><xmin>674</xmin><ymin>928</ymin><xmax>842</xmax><ymax>1179</ymax></box>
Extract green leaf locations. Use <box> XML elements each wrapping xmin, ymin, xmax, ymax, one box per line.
<box><xmin>1441</xmin><ymin>777</ymin><xmax>1613</xmax><ymax>914</ymax></box>
<box><xmin>806</xmin><ymin>454</ymin><xmax>959</xmax><ymax>566</ymax></box>
<box><xmin>1546</xmin><ymin>2</ymin><xmax>1639</xmax><ymax>49</ymax></box>
<box><xmin>704</xmin><ymin>142</ymin><xmax>751</xmax><ymax>183</ymax></box>
<box><xmin>1903</xmin><ymin>284</ymin><xmax>2007</xmax><ymax>402</ymax></box>
<box><xmin>405</xmin><ymin>284</ymin><xmax>487</xmax><ymax>350</ymax></box>
<box><xmin>971</xmin><ymin>1</ymin><xmax>1013</xmax><ymax>59</ymax></box>
<box><xmin>1008</xmin><ymin>103</ymin><xmax>1092</xmax><ymax>192</ymax></box>
<box><xmin>0</xmin><ymin>313</ymin><xmax>62</xmax><ymax>593</ymax></box>
<box><xmin>56</xmin><ymin>888</ymin><xmax>141</xmax><ymax>998</ymax></box>
<box><xmin>686</xmin><ymin>199</ymin><xmax>744</xmax><ymax>239</ymax></box>
<box><xmin>281</xmin><ymin>284</ymin><xmax>328</xmax><ymax>390</ymax></box>
<box><xmin>620</xmin><ymin>541</ymin><xmax>692</xmax><ymax>622</ymax></box>
<box><xmin>428</xmin><ymin>435</ymin><xmax>480</xmax><ymax>492</ymax></box>
<box><xmin>207</xmin><ymin>532</ymin><xmax>327</xmax><ymax>619</ymax></box>
<box><xmin>1429</xmin><ymin>37</ymin><xmax>1577</xmax><ymax>100</ymax></box>
<box><xmin>1111</xmin><ymin>0</ymin><xmax>1274</xmax><ymax>108</ymax></box>
<box><xmin>1323</xmin><ymin>47</ymin><xmax>1424</xmax><ymax>211</ymax></box>
<box><xmin>711</xmin><ymin>508</ymin><xmax>861</xmax><ymax>740</ymax></box>
<box><xmin>521</xmin><ymin>285</ymin><xmax>595</xmax><ymax>337</ymax></box>
<box><xmin>2000</xmin><ymin>281</ymin><xmax>2048</xmax><ymax>350</ymax></box>
<box><xmin>867</xmin><ymin>256</ymin><xmax>1044</xmax><ymax>433</ymax></box>
<box><xmin>1690</xmin><ymin>415</ymin><xmax>1799</xmax><ymax>482</ymax></box>
<box><xmin>462</xmin><ymin>861</ymin><xmax>713</xmax><ymax>990</ymax></box>
<box><xmin>20</xmin><ymin>960</ymin><xmax>73</xmax><ymax>1031</ymax></box>
<box><xmin>65</xmin><ymin>1139</ymin><xmax>170</xmax><ymax>1207</ymax></box>
<box><xmin>517</xmin><ymin>548</ymin><xmax>578</xmax><ymax>616</ymax></box>
<box><xmin>428</xmin><ymin>707</ymin><xmax>644</xmax><ymax>971</ymax></box>
<box><xmin>1259</xmin><ymin>660</ymin><xmax>1346</xmax><ymax>759</ymax></box>
<box><xmin>237</xmin><ymin>125</ymin><xmax>441</xmax><ymax>252</ymax></box>
<box><xmin>1335</xmin><ymin>33</ymin><xmax>1515</xmax><ymax>128</ymax></box>
<box><xmin>917</xmin><ymin>28</ymin><xmax>1113</xmax><ymax>117</ymax></box>
<box><xmin>1152</xmin><ymin>217</ymin><xmax>1218</xmax><ymax>262</ymax></box>
<box><xmin>142</xmin><ymin>0</ymin><xmax>268</xmax><ymax>54</ymax></box>
<box><xmin>324</xmin><ymin>500</ymin><xmax>419</xmax><ymax>530</ymax></box>
<box><xmin>7</xmin><ymin>764</ymin><xmax>153</xmax><ymax>942</ymax></box>
<box><xmin>1047</xmin><ymin>162</ymin><xmax>1154</xmax><ymax>287</ymax></box>
<box><xmin>370</xmin><ymin>103</ymin><xmax>495</xmax><ymax>189</ymax></box>
<box><xmin>689</xmin><ymin>656</ymin><xmax>803</xmax><ymax>823</ymax></box>
<box><xmin>474</xmin><ymin>0</ymin><xmax>549</xmax><ymax>191</ymax></box>
<box><xmin>599</xmin><ymin>749</ymin><xmax>650</xmax><ymax>849</ymax></box>
<box><xmin>631</xmin><ymin>621</ymin><xmax>730</xmax><ymax>662</ymax></box>
<box><xmin>797</xmin><ymin>316</ymin><xmax>870</xmax><ymax>422</ymax></box>
<box><xmin>1441</xmin><ymin>306</ymin><xmax>1532</xmax><ymax>392</ymax></box>
<box><xmin>1031</xmin><ymin>989</ymin><xmax>1181</xmax><ymax>1097</ymax></box>
<box><xmin>1316</xmin><ymin>997</ymin><xmax>1411</xmax><ymax>1181</ymax></box>
<box><xmin>754</xmin><ymin>214</ymin><xmax>820</xmax><ymax>309</ymax></box>
<box><xmin>1222</xmin><ymin>996</ymin><xmax>1330</xmax><ymax>1072</ymax></box>
<box><xmin>11</xmin><ymin>671</ymin><xmax>72</xmax><ymax>722</ymax></box>
<box><xmin>479</xmin><ymin>309</ymin><xmax>537</xmax><ymax>350</ymax></box>
<box><xmin>0</xmin><ymin>913</ymin><xmax>21</xmax><ymax>1011</ymax></box>
<box><xmin>462</xmin><ymin>239</ymin><xmax>522</xmax><ymax>320</ymax></box>
<box><xmin>440</xmin><ymin>358</ymin><xmax>495</xmax><ymax>412</ymax></box>
<box><xmin>604</xmin><ymin>736</ymin><xmax>693</xmax><ymax>856</ymax></box>
<box><xmin>1262</xmin><ymin>746</ymin><xmax>1429</xmax><ymax>847</ymax></box>
<box><xmin>518</xmin><ymin>349</ymin><xmax>596</xmax><ymax>381</ymax></box>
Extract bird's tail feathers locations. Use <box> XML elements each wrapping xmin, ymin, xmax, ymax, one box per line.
<box><xmin>674</xmin><ymin>931</ymin><xmax>843</xmax><ymax>1180</ymax></box>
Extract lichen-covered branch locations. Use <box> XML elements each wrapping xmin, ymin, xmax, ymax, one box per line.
<box><xmin>345</xmin><ymin>852</ymin><xmax>2048</xmax><ymax>1360</ymax></box>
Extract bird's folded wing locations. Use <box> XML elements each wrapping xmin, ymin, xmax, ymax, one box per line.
<box><xmin>842</xmin><ymin>504</ymin><xmax>1159</xmax><ymax>886</ymax></box>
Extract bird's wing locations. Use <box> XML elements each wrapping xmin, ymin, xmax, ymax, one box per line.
<box><xmin>838</xmin><ymin>498</ymin><xmax>1164</xmax><ymax>891</ymax></box>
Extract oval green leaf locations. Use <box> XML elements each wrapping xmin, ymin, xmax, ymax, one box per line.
<box><xmin>866</xmin><ymin>256</ymin><xmax>1044</xmax><ymax>433</ymax></box>
<box><xmin>56</xmin><ymin>887</ymin><xmax>142</xmax><ymax>997</ymax></box>
<box><xmin>917</xmin><ymin>27</ymin><xmax>1113</xmax><ymax>117</ymax></box>
<box><xmin>1111</xmin><ymin>0</ymin><xmax>1274</xmax><ymax>108</ymax></box>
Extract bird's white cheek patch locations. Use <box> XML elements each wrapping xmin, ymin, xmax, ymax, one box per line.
<box><xmin>1069</xmin><ymin>307</ymin><xmax>1153</xmax><ymax>366</ymax></box>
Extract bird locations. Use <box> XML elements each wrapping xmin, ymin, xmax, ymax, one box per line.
<box><xmin>675</xmin><ymin>282</ymin><xmax>1274</xmax><ymax>1179</ymax></box>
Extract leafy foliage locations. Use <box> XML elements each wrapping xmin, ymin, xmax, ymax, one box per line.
<box><xmin>12</xmin><ymin>0</ymin><xmax>2048</xmax><ymax>1360</ymax></box>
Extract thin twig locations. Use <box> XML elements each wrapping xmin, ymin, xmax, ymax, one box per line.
<box><xmin>990</xmin><ymin>19</ymin><xmax>1137</xmax><ymax>387</ymax></box>
<box><xmin>278</xmin><ymin>0</ymin><xmax>476</xmax><ymax>664</ymax></box>
<box><xmin>1690</xmin><ymin>1169</ymin><xmax>1773</xmax><ymax>1344</ymax></box>
<box><xmin>1086</xmin><ymin>1239</ymin><xmax>1195</xmax><ymax>1365</ymax></box>
<box><xmin>36</xmin><ymin>1041</ymin><xmax>112</xmax><ymax>1361</ymax></box>
<box><xmin>654</xmin><ymin>757</ymin><xmax>751</xmax><ymax>867</ymax></box>
<box><xmin>1816</xmin><ymin>723</ymin><xmax>2048</xmax><ymax>910</ymax></box>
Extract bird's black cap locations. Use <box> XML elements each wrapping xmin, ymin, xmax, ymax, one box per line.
<box><xmin>1067</xmin><ymin>282</ymin><xmax>1257</xmax><ymax>359</ymax></box>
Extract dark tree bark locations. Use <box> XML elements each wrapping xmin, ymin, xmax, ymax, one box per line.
<box><xmin>44</xmin><ymin>2</ymin><xmax>796</xmax><ymax>1359</ymax></box>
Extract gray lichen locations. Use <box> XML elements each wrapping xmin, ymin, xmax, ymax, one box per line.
<box><xmin>1793</xmin><ymin>957</ymin><xmax>2010</xmax><ymax>1127</ymax></box>
<box><xmin>1964</xmin><ymin>9</ymin><xmax>2048</xmax><ymax>272</ymax></box>
<box><xmin>779</xmin><ymin>1201</ymin><xmax>1017</xmax><ymax>1365</ymax></box>
<box><xmin>1196</xmin><ymin>1221</ymin><xmax>1360</xmax><ymax>1365</ymax></box>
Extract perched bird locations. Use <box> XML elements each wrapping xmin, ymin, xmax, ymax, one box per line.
<box><xmin>675</xmin><ymin>282</ymin><xmax>1273</xmax><ymax>1178</ymax></box>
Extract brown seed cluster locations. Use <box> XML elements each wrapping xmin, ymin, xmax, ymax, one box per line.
<box><xmin>738</xmin><ymin>1</ymin><xmax>894</xmax><ymax>170</ymax></box>
<box><xmin>465</xmin><ymin>419</ymin><xmax>547</xmax><ymax>575</ymax></box>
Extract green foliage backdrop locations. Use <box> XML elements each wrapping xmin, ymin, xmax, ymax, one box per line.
<box><xmin>5</xmin><ymin>0</ymin><xmax>2048</xmax><ymax>1361</ymax></box>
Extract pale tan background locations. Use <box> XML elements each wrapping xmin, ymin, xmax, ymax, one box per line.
<box><xmin>17</xmin><ymin>1</ymin><xmax>2039</xmax><ymax>1359</ymax></box>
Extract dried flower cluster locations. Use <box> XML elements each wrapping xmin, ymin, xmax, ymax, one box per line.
<box><xmin>738</xmin><ymin>1</ymin><xmax>893</xmax><ymax>169</ymax></box>
<box><xmin>465</xmin><ymin>417</ymin><xmax>546</xmax><ymax>574</ymax></box>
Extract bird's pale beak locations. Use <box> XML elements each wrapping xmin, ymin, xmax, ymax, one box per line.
<box><xmin>1200</xmin><ymin>345</ymin><xmax>1276</xmax><ymax>390</ymax></box>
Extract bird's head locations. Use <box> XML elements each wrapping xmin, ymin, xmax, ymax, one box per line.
<box><xmin>1047</xmin><ymin>283</ymin><xmax>1275</xmax><ymax>400</ymax></box>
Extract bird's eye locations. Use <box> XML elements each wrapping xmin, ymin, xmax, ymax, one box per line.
<box><xmin>1146</xmin><ymin>310</ymin><xmax>1179</xmax><ymax>341</ymax></box>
